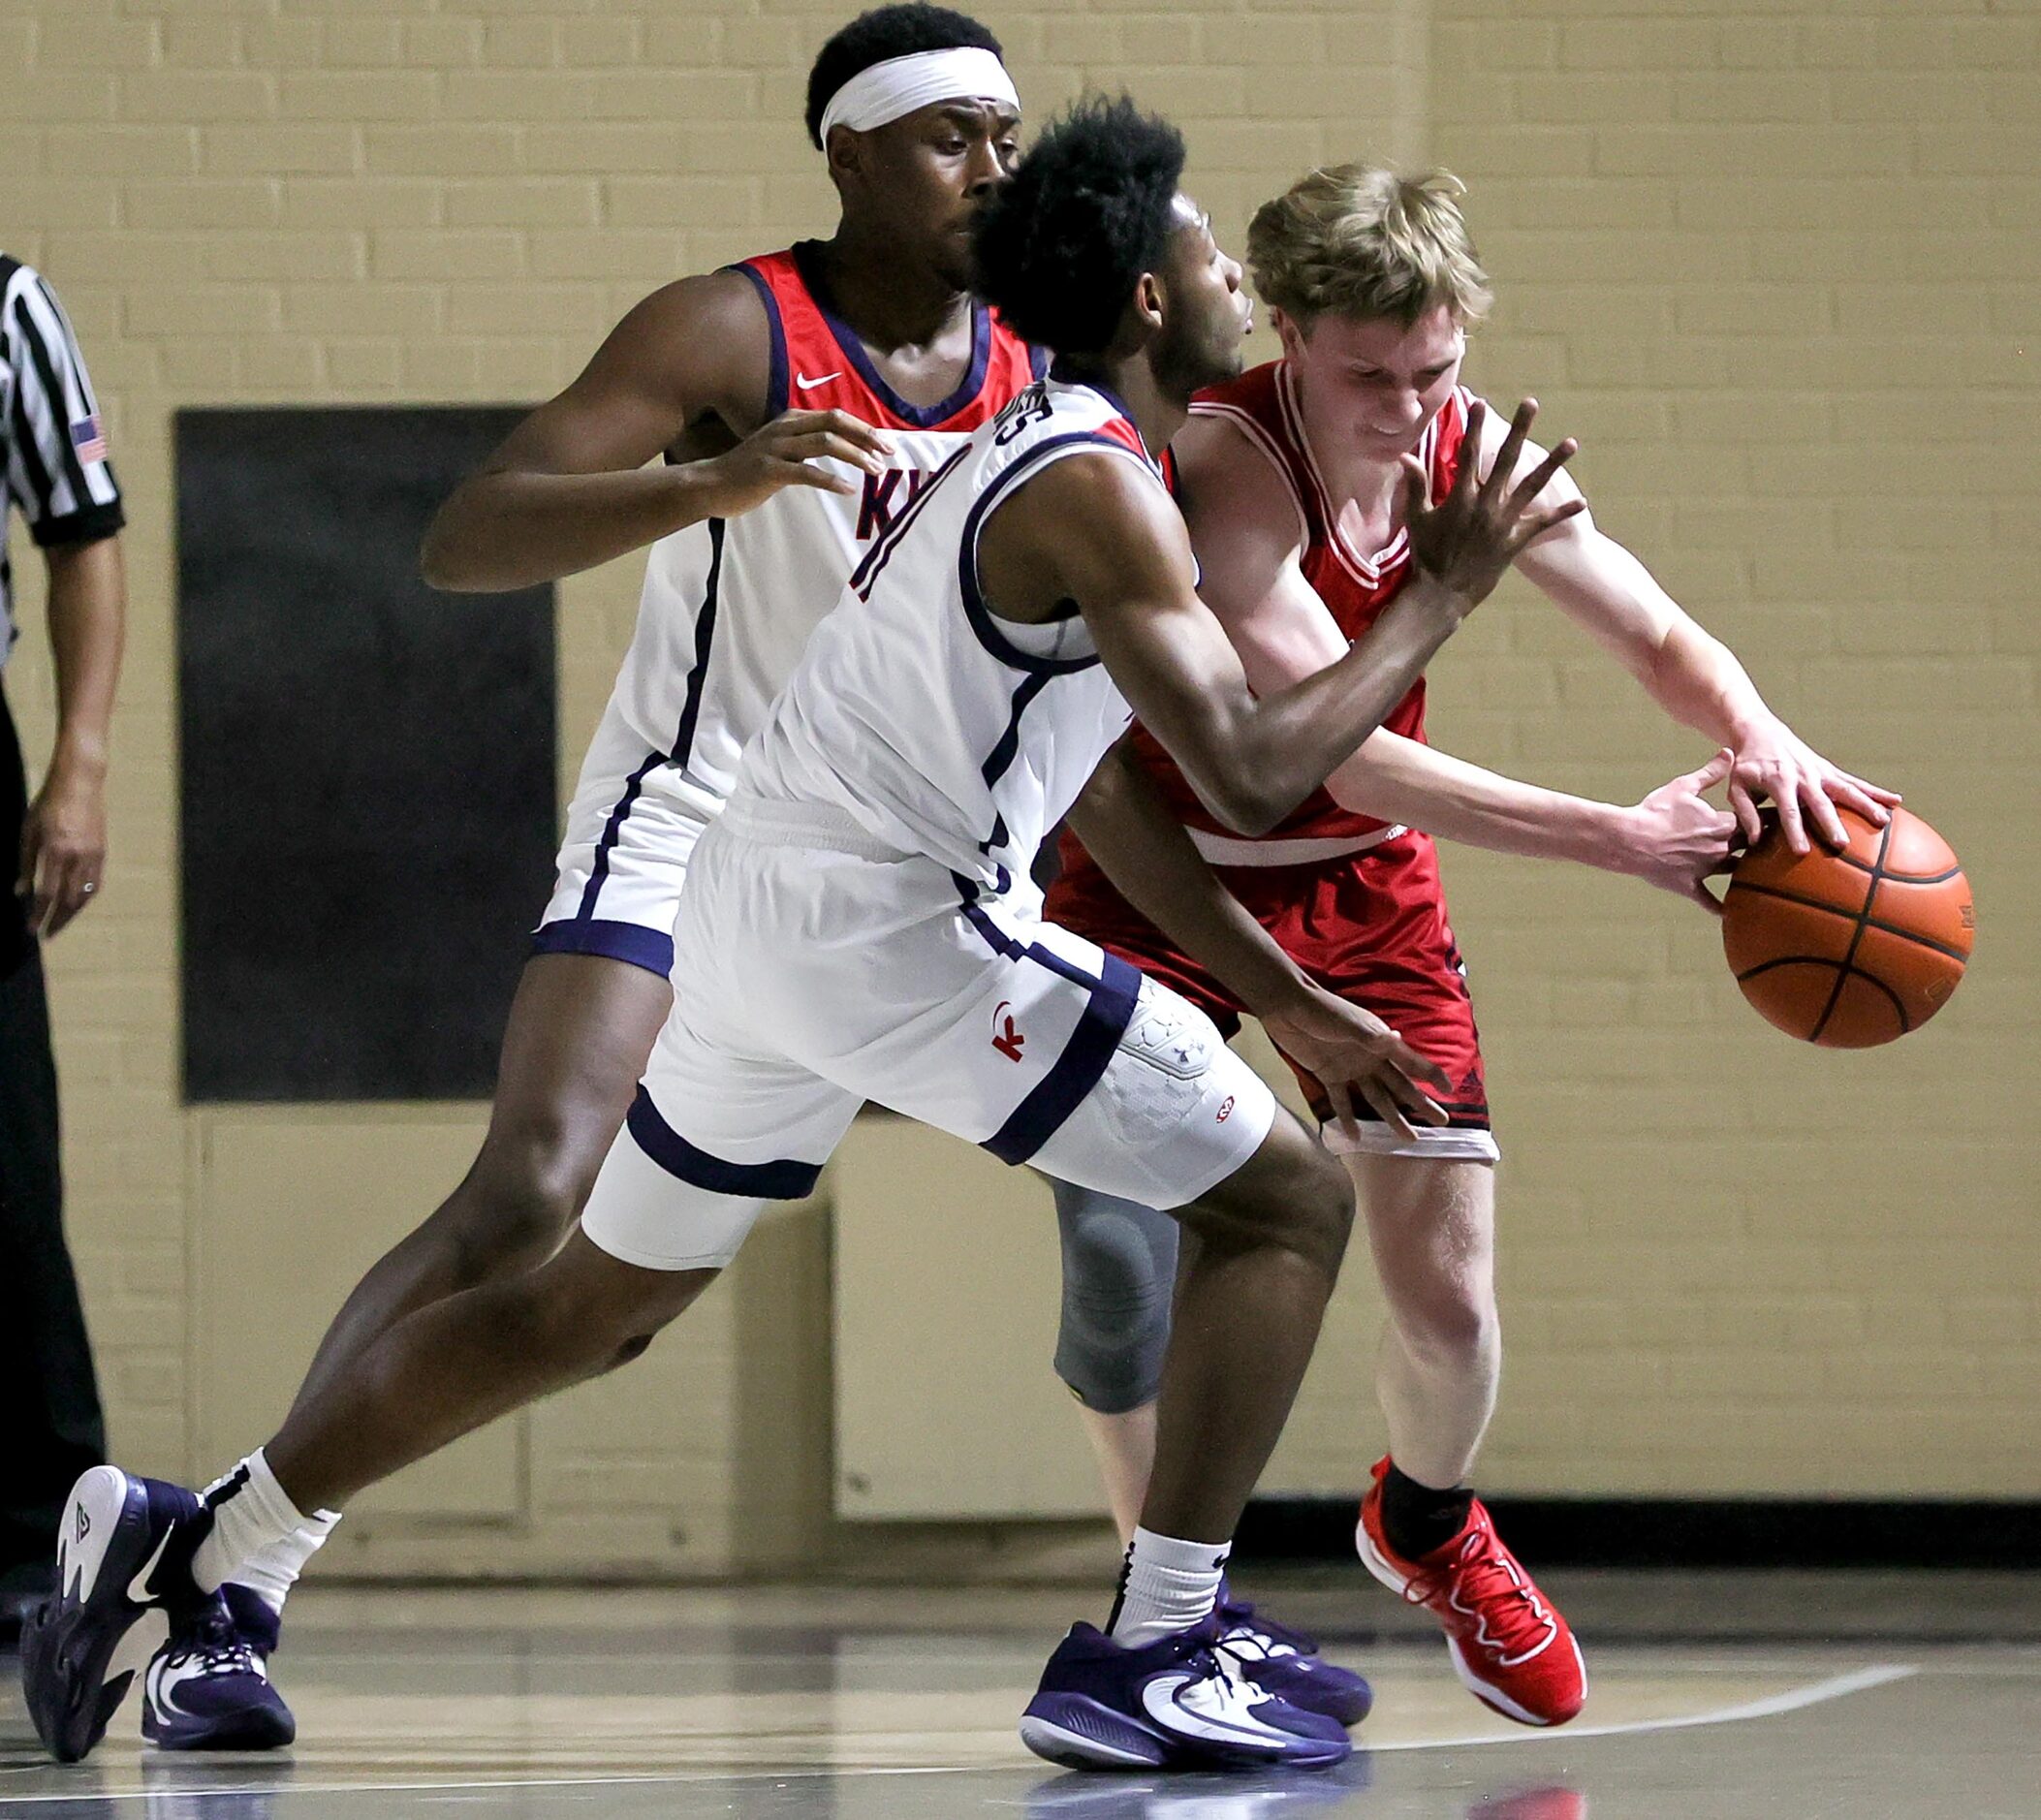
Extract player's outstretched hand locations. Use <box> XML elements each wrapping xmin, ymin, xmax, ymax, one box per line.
<box><xmin>1725</xmin><ymin>716</ymin><xmax>1900</xmax><ymax>855</ymax></box>
<box><xmin>1400</xmin><ymin>398</ymin><xmax>1583</xmax><ymax>615</ymax></box>
<box><xmin>1259</xmin><ymin>984</ymin><xmax>1452</xmax><ymax>1147</ymax></box>
<box><xmin>1621</xmin><ymin>747</ymin><xmax>1741</xmax><ymax>914</ymax></box>
<box><xmin>704</xmin><ymin>408</ymin><xmax>895</xmax><ymax>516</ymax></box>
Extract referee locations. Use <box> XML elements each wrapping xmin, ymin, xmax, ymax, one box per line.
<box><xmin>0</xmin><ymin>255</ymin><xmax>125</xmax><ymax>1636</ymax></box>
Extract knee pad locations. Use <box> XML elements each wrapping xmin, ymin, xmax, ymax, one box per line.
<box><xmin>579</xmin><ymin>1127</ymin><xmax>769</xmax><ymax>1271</ymax></box>
<box><xmin>1050</xmin><ymin>1177</ymin><xmax>1179</xmax><ymax>1414</ymax></box>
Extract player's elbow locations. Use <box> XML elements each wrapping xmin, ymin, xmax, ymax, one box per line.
<box><xmin>419</xmin><ymin>514</ymin><xmax>468</xmax><ymax>591</ymax></box>
<box><xmin>1200</xmin><ymin>772</ymin><xmax>1290</xmax><ymax>839</ymax></box>
<box><xmin>420</xmin><ymin>524</ymin><xmax>505</xmax><ymax>593</ymax></box>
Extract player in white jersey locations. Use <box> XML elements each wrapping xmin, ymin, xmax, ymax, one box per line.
<box><xmin>24</xmin><ymin>98</ymin><xmax>1587</xmax><ymax>1776</ymax></box>
<box><xmin>104</xmin><ymin>1</ymin><xmax>1040</xmax><ymax>1759</ymax></box>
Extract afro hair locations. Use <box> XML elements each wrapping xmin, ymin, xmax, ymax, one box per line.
<box><xmin>969</xmin><ymin>94</ymin><xmax>1186</xmax><ymax>358</ymax></box>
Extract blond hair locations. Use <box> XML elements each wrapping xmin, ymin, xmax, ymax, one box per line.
<box><xmin>1246</xmin><ymin>165</ymin><xmax>1492</xmax><ymax>330</ymax></box>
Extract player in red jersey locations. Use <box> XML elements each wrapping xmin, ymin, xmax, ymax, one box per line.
<box><xmin>1046</xmin><ymin>166</ymin><xmax>1898</xmax><ymax>1728</ymax></box>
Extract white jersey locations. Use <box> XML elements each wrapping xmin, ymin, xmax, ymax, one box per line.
<box><xmin>537</xmin><ymin>244</ymin><xmax>1039</xmax><ymax>969</ymax></box>
<box><xmin>612</xmin><ymin>247</ymin><xmax>1044</xmax><ymax>824</ymax></box>
<box><xmin>733</xmin><ymin>374</ymin><xmax>1163</xmax><ymax>898</ymax></box>
<box><xmin>580</xmin><ymin>369</ymin><xmax>1279</xmax><ymax>1253</ymax></box>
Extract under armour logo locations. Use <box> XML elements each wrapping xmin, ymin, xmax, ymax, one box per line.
<box><xmin>1216</xmin><ymin>1095</ymin><xmax>1235</xmax><ymax>1122</ymax></box>
<box><xmin>991</xmin><ymin>1002</ymin><xmax>1025</xmax><ymax>1062</ymax></box>
<box><xmin>77</xmin><ymin>1506</ymin><xmax>91</xmax><ymax>1543</ymax></box>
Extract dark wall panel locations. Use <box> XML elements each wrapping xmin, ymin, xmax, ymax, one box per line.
<box><xmin>177</xmin><ymin>406</ymin><xmax>555</xmax><ymax>1102</ymax></box>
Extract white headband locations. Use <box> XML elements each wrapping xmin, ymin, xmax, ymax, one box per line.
<box><xmin>818</xmin><ymin>47</ymin><xmax>1019</xmax><ymax>141</ymax></box>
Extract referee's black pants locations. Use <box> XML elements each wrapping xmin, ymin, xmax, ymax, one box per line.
<box><xmin>0</xmin><ymin>678</ymin><xmax>106</xmax><ymax>1597</ymax></box>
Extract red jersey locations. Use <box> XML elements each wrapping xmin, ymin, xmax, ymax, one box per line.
<box><xmin>1134</xmin><ymin>361</ymin><xmax>1476</xmax><ymax>857</ymax></box>
<box><xmin>736</xmin><ymin>243</ymin><xmax>1044</xmax><ymax>434</ymax></box>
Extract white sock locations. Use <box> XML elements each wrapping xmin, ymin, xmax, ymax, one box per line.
<box><xmin>1109</xmin><ymin>1526</ymin><xmax>1231</xmax><ymax>1647</ymax></box>
<box><xmin>191</xmin><ymin>1451</ymin><xmax>338</xmax><ymax>1601</ymax></box>
<box><xmin>229</xmin><ymin>1517</ymin><xmax>340</xmax><ymax>1616</ymax></box>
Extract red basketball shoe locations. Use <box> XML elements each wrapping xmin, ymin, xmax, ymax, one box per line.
<box><xmin>1356</xmin><ymin>1458</ymin><xmax>1585</xmax><ymax>1726</ymax></box>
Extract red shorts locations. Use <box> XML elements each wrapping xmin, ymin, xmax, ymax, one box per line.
<box><xmin>1044</xmin><ymin>829</ymin><xmax>1496</xmax><ymax>1159</ymax></box>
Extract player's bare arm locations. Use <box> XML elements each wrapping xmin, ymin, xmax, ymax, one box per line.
<box><xmin>1471</xmin><ymin>403</ymin><xmax>1899</xmax><ymax>855</ymax></box>
<box><xmin>1176</xmin><ymin>408</ymin><xmax>1738</xmax><ymax>907</ymax></box>
<box><xmin>979</xmin><ymin>400</ymin><xmax>1575</xmax><ymax>837</ymax></box>
<box><xmin>1067</xmin><ymin>739</ymin><xmax>1451</xmax><ymax>1138</ymax></box>
<box><xmin>422</xmin><ymin>270</ymin><xmax>895</xmax><ymax>592</ymax></box>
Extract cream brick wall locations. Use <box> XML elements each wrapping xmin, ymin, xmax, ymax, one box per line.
<box><xmin>2</xmin><ymin>0</ymin><xmax>2032</xmax><ymax>1583</ymax></box>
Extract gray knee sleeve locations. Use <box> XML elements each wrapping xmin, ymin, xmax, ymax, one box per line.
<box><xmin>1051</xmin><ymin>1177</ymin><xmax>1179</xmax><ymax>1415</ymax></box>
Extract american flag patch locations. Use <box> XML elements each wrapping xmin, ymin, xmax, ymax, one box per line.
<box><xmin>70</xmin><ymin>415</ymin><xmax>107</xmax><ymax>463</ymax></box>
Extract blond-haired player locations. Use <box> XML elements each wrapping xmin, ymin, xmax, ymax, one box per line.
<box><xmin>1046</xmin><ymin>164</ymin><xmax>1897</xmax><ymax>1727</ymax></box>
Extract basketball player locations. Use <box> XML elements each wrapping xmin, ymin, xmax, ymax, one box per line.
<box><xmin>25</xmin><ymin>98</ymin><xmax>1583</xmax><ymax>1773</ymax></box>
<box><xmin>99</xmin><ymin>2</ymin><xmax>1036</xmax><ymax>1754</ymax></box>
<box><xmin>1043</xmin><ymin>165</ymin><xmax>1900</xmax><ymax>1728</ymax></box>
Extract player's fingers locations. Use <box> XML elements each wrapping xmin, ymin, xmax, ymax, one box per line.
<box><xmin>1774</xmin><ymin>782</ymin><xmax>1811</xmax><ymax>855</ymax></box>
<box><xmin>774</xmin><ymin>430</ymin><xmax>886</xmax><ymax>473</ymax></box>
<box><xmin>1324</xmin><ymin>1078</ymin><xmax>1364</xmax><ymax>1148</ymax></box>
<box><xmin>1824</xmin><ymin>773</ymin><xmax>1890</xmax><ymax>826</ymax></box>
<box><xmin>1726</xmin><ymin>779</ymin><xmax>1764</xmax><ymax>846</ymax></box>
<box><xmin>1797</xmin><ymin>778</ymin><xmax>1851</xmax><ymax>852</ymax></box>
<box><xmin>1383</xmin><ymin>1069</ymin><xmax>1448</xmax><ymax>1126</ymax></box>
<box><xmin>1684</xmin><ymin>746</ymin><xmax>1736</xmax><ymax>794</ymax></box>
<box><xmin>1504</xmin><ymin>497</ymin><xmax>1586</xmax><ymax>556</ymax></box>
<box><xmin>1687</xmin><ymin>877</ymin><xmax>1726</xmax><ymax>917</ymax></box>
<box><xmin>1397</xmin><ymin>453</ymin><xmax>1430</xmax><ymax>522</ymax></box>
<box><xmin>1448</xmin><ymin>399</ymin><xmax>1486</xmax><ymax>502</ymax></box>
<box><xmin>1505</xmin><ymin>437</ymin><xmax>1578</xmax><ymax>517</ymax></box>
<box><xmin>1357</xmin><ymin>1076</ymin><xmax>1420</xmax><ymax>1146</ymax></box>
<box><xmin>1483</xmin><ymin>398</ymin><xmax>1538</xmax><ymax>502</ymax></box>
<box><xmin>828</xmin><ymin>411</ymin><xmax>895</xmax><ymax>456</ymax></box>
<box><xmin>779</xmin><ymin>460</ymin><xmax>860</xmax><ymax>497</ymax></box>
<box><xmin>782</xmin><ymin>409</ymin><xmax>894</xmax><ymax>456</ymax></box>
<box><xmin>1378</xmin><ymin>1029</ymin><xmax>1453</xmax><ymax>1094</ymax></box>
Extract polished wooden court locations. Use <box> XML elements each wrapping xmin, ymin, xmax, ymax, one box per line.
<box><xmin>3</xmin><ymin>1575</ymin><xmax>2035</xmax><ymax>1816</ymax></box>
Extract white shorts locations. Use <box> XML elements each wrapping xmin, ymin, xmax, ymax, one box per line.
<box><xmin>533</xmin><ymin>696</ymin><xmax>712</xmax><ymax>977</ymax></box>
<box><xmin>579</xmin><ymin>800</ymin><xmax>1278</xmax><ymax>1272</ymax></box>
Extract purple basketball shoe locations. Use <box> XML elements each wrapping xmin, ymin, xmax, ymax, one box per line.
<box><xmin>21</xmin><ymin>1466</ymin><xmax>208</xmax><ymax>1762</ymax></box>
<box><xmin>1214</xmin><ymin>1593</ymin><xmax>1373</xmax><ymax>1727</ymax></box>
<box><xmin>1020</xmin><ymin>1618</ymin><xmax>1352</xmax><ymax>1772</ymax></box>
<box><xmin>141</xmin><ymin>1584</ymin><xmax>296</xmax><ymax>1751</ymax></box>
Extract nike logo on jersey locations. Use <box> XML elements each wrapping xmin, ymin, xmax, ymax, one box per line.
<box><xmin>795</xmin><ymin>370</ymin><xmax>842</xmax><ymax>391</ymax></box>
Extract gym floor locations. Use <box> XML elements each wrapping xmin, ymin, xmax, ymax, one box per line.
<box><xmin>3</xmin><ymin>1574</ymin><xmax>2036</xmax><ymax>1817</ymax></box>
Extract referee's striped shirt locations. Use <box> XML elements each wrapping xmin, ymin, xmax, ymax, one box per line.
<box><xmin>1</xmin><ymin>255</ymin><xmax>124</xmax><ymax>669</ymax></box>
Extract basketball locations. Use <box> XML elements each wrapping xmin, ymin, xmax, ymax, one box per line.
<box><xmin>1721</xmin><ymin>804</ymin><xmax>1973</xmax><ymax>1048</ymax></box>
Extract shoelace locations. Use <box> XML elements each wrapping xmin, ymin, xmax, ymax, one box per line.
<box><xmin>1216</xmin><ymin>1599</ymin><xmax>1319</xmax><ymax>1657</ymax></box>
<box><xmin>166</xmin><ymin>1606</ymin><xmax>258</xmax><ymax>1679</ymax></box>
<box><xmin>1426</xmin><ymin>1533</ymin><xmax>1553</xmax><ymax>1658</ymax></box>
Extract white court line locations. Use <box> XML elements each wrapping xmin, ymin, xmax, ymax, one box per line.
<box><xmin>0</xmin><ymin>1664</ymin><xmax>1919</xmax><ymax>1804</ymax></box>
<box><xmin>1364</xmin><ymin>1662</ymin><xmax>1919</xmax><ymax>1752</ymax></box>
